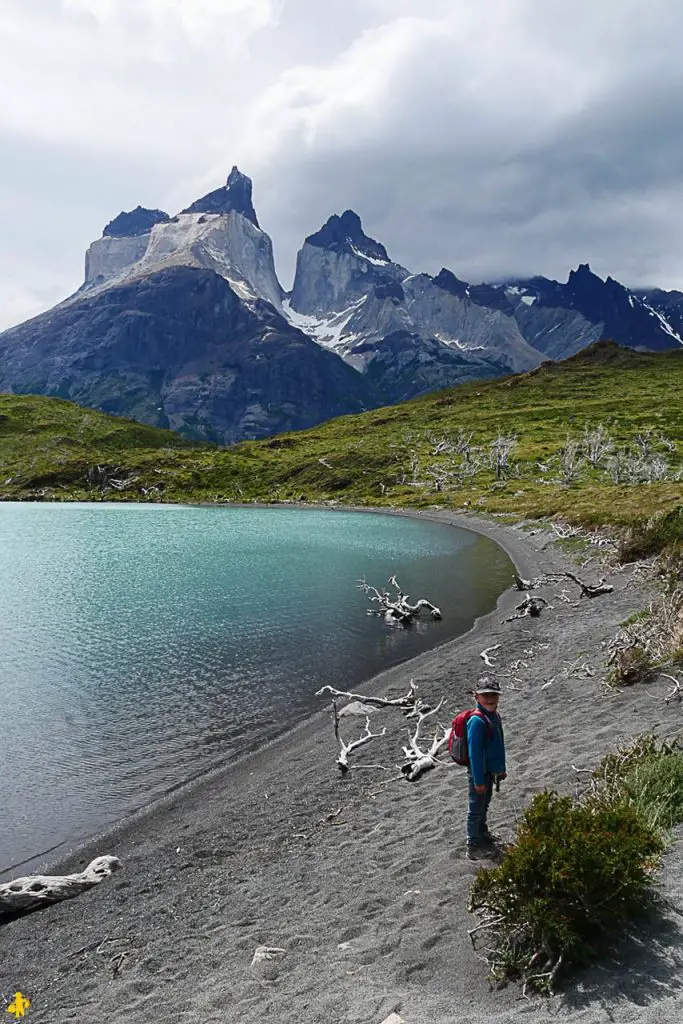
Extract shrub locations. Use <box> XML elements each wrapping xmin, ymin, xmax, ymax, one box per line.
<box><xmin>468</xmin><ymin>791</ymin><xmax>664</xmax><ymax>993</ymax></box>
<box><xmin>619</xmin><ymin>506</ymin><xmax>683</xmax><ymax>562</ymax></box>
<box><xmin>606</xmin><ymin>645</ymin><xmax>654</xmax><ymax>686</ymax></box>
<box><xmin>467</xmin><ymin>730</ymin><xmax>683</xmax><ymax>995</ymax></box>
<box><xmin>623</xmin><ymin>750</ymin><xmax>683</xmax><ymax>831</ymax></box>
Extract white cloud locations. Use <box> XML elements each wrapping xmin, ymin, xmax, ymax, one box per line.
<box><xmin>62</xmin><ymin>0</ymin><xmax>285</xmax><ymax>54</ymax></box>
<box><xmin>2</xmin><ymin>0</ymin><xmax>683</xmax><ymax>330</ymax></box>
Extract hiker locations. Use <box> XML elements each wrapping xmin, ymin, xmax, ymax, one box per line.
<box><xmin>466</xmin><ymin>677</ymin><xmax>506</xmax><ymax>859</ymax></box>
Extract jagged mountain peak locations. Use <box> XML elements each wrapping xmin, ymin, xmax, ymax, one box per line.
<box><xmin>432</xmin><ymin>269</ymin><xmax>513</xmax><ymax>313</ymax></box>
<box><xmin>432</xmin><ymin>268</ymin><xmax>468</xmax><ymax>298</ymax></box>
<box><xmin>103</xmin><ymin>206</ymin><xmax>170</xmax><ymax>238</ymax></box>
<box><xmin>181</xmin><ymin>165</ymin><xmax>259</xmax><ymax>227</ymax></box>
<box><xmin>305</xmin><ymin>210</ymin><xmax>390</xmax><ymax>263</ymax></box>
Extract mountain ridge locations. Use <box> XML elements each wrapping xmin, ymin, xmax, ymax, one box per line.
<box><xmin>1</xmin><ymin>167</ymin><xmax>682</xmax><ymax>444</ymax></box>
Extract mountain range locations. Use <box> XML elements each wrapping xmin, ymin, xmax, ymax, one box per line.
<box><xmin>1</xmin><ymin>166</ymin><xmax>681</xmax><ymax>443</ymax></box>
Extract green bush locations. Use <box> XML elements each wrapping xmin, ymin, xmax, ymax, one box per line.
<box><xmin>624</xmin><ymin>751</ymin><xmax>683</xmax><ymax>830</ymax></box>
<box><xmin>468</xmin><ymin>790</ymin><xmax>664</xmax><ymax>993</ymax></box>
<box><xmin>468</xmin><ymin>734</ymin><xmax>683</xmax><ymax>993</ymax></box>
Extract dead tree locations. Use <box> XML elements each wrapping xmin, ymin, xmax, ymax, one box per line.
<box><xmin>488</xmin><ymin>434</ymin><xmax>518</xmax><ymax>480</ymax></box>
<box><xmin>357</xmin><ymin>576</ymin><xmax>442</xmax><ymax>623</ymax></box>
<box><xmin>0</xmin><ymin>856</ymin><xmax>121</xmax><ymax>917</ymax></box>
<box><xmin>558</xmin><ymin>437</ymin><xmax>583</xmax><ymax>484</ymax></box>
<box><xmin>582</xmin><ymin>423</ymin><xmax>613</xmax><ymax>467</ymax></box>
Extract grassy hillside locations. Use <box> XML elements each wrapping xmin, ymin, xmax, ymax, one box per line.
<box><xmin>1</xmin><ymin>343</ymin><xmax>681</xmax><ymax>545</ymax></box>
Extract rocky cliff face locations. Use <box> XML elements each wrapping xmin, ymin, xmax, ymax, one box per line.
<box><xmin>633</xmin><ymin>287</ymin><xmax>683</xmax><ymax>342</ymax></box>
<box><xmin>287</xmin><ymin>211</ymin><xmax>541</xmax><ymax>380</ymax></box>
<box><xmin>82</xmin><ymin>187</ymin><xmax>282</xmax><ymax>310</ymax></box>
<box><xmin>501</xmin><ymin>264</ymin><xmax>683</xmax><ymax>356</ymax></box>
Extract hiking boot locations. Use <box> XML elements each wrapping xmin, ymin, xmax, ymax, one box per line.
<box><xmin>479</xmin><ymin>829</ymin><xmax>498</xmax><ymax>845</ymax></box>
<box><xmin>466</xmin><ymin>842</ymin><xmax>488</xmax><ymax>861</ymax></box>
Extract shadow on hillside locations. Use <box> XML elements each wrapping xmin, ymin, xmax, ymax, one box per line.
<box><xmin>561</xmin><ymin>897</ymin><xmax>683</xmax><ymax>1013</ymax></box>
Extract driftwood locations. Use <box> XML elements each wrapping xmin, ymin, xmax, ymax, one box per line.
<box><xmin>316</xmin><ymin>680</ymin><xmax>418</xmax><ymax>712</ymax></box>
<box><xmin>480</xmin><ymin>644</ymin><xmax>501</xmax><ymax>667</ymax></box>
<box><xmin>0</xmin><ymin>856</ymin><xmax>121</xmax><ymax>917</ymax></box>
<box><xmin>330</xmin><ymin>700</ymin><xmax>387</xmax><ymax>773</ymax></box>
<box><xmin>505</xmin><ymin>594</ymin><xmax>548</xmax><ymax>621</ymax></box>
<box><xmin>357</xmin><ymin>576</ymin><xmax>442</xmax><ymax>623</ymax></box>
<box><xmin>317</xmin><ymin>682</ymin><xmax>448</xmax><ymax>777</ymax></box>
<box><xmin>563</xmin><ymin>572</ymin><xmax>613</xmax><ymax>598</ymax></box>
<box><xmin>400</xmin><ymin>699</ymin><xmax>449</xmax><ymax>780</ymax></box>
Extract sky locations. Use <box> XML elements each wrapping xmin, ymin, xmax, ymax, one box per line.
<box><xmin>2</xmin><ymin>0</ymin><xmax>683</xmax><ymax>330</ymax></box>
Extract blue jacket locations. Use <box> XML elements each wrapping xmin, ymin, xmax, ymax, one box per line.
<box><xmin>467</xmin><ymin>703</ymin><xmax>506</xmax><ymax>787</ymax></box>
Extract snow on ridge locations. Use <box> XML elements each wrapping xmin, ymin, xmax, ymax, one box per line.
<box><xmin>348</xmin><ymin>243</ymin><xmax>389</xmax><ymax>267</ymax></box>
<box><xmin>434</xmin><ymin>331</ymin><xmax>463</xmax><ymax>349</ymax></box>
<box><xmin>282</xmin><ymin>296</ymin><xmax>367</xmax><ymax>353</ymax></box>
<box><xmin>520</xmin><ymin>294</ymin><xmax>536</xmax><ymax>306</ymax></box>
<box><xmin>642</xmin><ymin>301</ymin><xmax>683</xmax><ymax>345</ymax></box>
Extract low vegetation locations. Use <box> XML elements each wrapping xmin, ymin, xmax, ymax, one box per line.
<box><xmin>468</xmin><ymin>734</ymin><xmax>683</xmax><ymax>994</ymax></box>
<box><xmin>606</xmin><ymin>564</ymin><xmax>683</xmax><ymax>685</ymax></box>
<box><xmin>1</xmin><ymin>343</ymin><xmax>682</xmax><ymax>555</ymax></box>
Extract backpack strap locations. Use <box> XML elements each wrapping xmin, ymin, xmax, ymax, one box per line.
<box><xmin>471</xmin><ymin>708</ymin><xmax>497</xmax><ymax>740</ymax></box>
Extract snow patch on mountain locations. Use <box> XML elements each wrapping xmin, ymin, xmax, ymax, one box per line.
<box><xmin>641</xmin><ymin>302</ymin><xmax>683</xmax><ymax>344</ymax></box>
<box><xmin>349</xmin><ymin>244</ymin><xmax>389</xmax><ymax>267</ymax></box>
<box><xmin>281</xmin><ymin>296</ymin><xmax>365</xmax><ymax>353</ymax></box>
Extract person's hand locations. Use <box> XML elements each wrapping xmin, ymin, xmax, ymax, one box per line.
<box><xmin>474</xmin><ymin>784</ymin><xmax>487</xmax><ymax>795</ymax></box>
<box><xmin>498</xmin><ymin>772</ymin><xmax>508</xmax><ymax>781</ymax></box>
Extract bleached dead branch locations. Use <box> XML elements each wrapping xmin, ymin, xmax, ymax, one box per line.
<box><xmin>649</xmin><ymin>672</ymin><xmax>683</xmax><ymax>704</ymax></box>
<box><xmin>514</xmin><ymin>571</ymin><xmax>565</xmax><ymax>591</ymax></box>
<box><xmin>400</xmin><ymin>699</ymin><xmax>449</xmax><ymax>781</ymax></box>
<box><xmin>316</xmin><ymin>680</ymin><xmax>418</xmax><ymax>711</ymax></box>
<box><xmin>357</xmin><ymin>576</ymin><xmax>442</xmax><ymax>623</ymax></box>
<box><xmin>0</xmin><ymin>856</ymin><xmax>121</xmax><ymax>916</ymax></box>
<box><xmin>480</xmin><ymin>644</ymin><xmax>501</xmax><ymax>667</ymax></box>
<box><xmin>330</xmin><ymin>700</ymin><xmax>387</xmax><ymax>774</ymax></box>
<box><xmin>505</xmin><ymin>595</ymin><xmax>548</xmax><ymax>621</ymax></box>
<box><xmin>563</xmin><ymin>572</ymin><xmax>614</xmax><ymax>599</ymax></box>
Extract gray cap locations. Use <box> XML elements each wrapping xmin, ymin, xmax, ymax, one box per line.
<box><xmin>475</xmin><ymin>677</ymin><xmax>501</xmax><ymax>695</ymax></box>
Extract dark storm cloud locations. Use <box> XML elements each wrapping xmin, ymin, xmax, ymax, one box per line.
<box><xmin>246</xmin><ymin>0</ymin><xmax>683</xmax><ymax>290</ymax></box>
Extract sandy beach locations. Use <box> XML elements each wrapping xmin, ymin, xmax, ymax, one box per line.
<box><xmin>2</xmin><ymin>510</ymin><xmax>682</xmax><ymax>1024</ymax></box>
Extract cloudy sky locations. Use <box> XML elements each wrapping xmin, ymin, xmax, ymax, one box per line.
<box><xmin>2</xmin><ymin>0</ymin><xmax>682</xmax><ymax>330</ymax></box>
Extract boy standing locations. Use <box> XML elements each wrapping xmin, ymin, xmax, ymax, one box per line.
<box><xmin>466</xmin><ymin>677</ymin><xmax>506</xmax><ymax>859</ymax></box>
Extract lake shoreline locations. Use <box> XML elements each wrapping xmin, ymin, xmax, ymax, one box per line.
<box><xmin>3</xmin><ymin>509</ymin><xmax>682</xmax><ymax>1024</ymax></box>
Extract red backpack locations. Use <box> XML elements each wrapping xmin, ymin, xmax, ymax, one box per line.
<box><xmin>447</xmin><ymin>709</ymin><xmax>494</xmax><ymax>765</ymax></box>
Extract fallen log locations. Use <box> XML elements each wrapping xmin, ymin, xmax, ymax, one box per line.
<box><xmin>0</xmin><ymin>856</ymin><xmax>121</xmax><ymax>917</ymax></box>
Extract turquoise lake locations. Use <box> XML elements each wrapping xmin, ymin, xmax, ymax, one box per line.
<box><xmin>0</xmin><ymin>504</ymin><xmax>513</xmax><ymax>877</ymax></box>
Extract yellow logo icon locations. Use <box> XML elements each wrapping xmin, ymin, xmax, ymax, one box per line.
<box><xmin>7</xmin><ymin>993</ymin><xmax>30</xmax><ymax>1019</ymax></box>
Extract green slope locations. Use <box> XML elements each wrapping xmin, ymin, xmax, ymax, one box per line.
<box><xmin>1</xmin><ymin>343</ymin><xmax>682</xmax><ymax>542</ymax></box>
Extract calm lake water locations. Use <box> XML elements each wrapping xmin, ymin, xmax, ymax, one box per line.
<box><xmin>0</xmin><ymin>504</ymin><xmax>512</xmax><ymax>876</ymax></box>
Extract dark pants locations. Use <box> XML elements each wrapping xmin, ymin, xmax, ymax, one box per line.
<box><xmin>467</xmin><ymin>773</ymin><xmax>494</xmax><ymax>845</ymax></box>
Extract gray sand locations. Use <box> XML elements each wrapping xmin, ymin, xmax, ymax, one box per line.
<box><xmin>2</xmin><ymin>512</ymin><xmax>682</xmax><ymax>1024</ymax></box>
